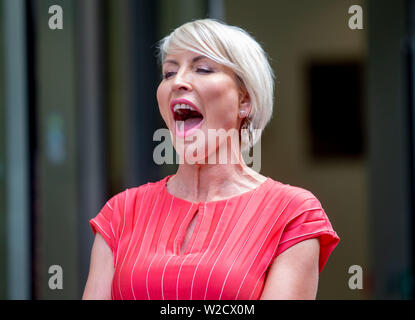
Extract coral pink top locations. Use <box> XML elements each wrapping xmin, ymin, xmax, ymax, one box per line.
<box><xmin>90</xmin><ymin>175</ymin><xmax>339</xmax><ymax>300</ymax></box>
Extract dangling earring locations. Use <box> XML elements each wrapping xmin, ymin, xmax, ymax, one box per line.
<box><xmin>241</xmin><ymin>116</ymin><xmax>253</xmax><ymax>149</ymax></box>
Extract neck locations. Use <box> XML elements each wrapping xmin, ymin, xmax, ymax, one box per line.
<box><xmin>168</xmin><ymin>155</ymin><xmax>266</xmax><ymax>203</ymax></box>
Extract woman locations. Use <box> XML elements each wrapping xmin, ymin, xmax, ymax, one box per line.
<box><xmin>83</xmin><ymin>19</ymin><xmax>340</xmax><ymax>300</ymax></box>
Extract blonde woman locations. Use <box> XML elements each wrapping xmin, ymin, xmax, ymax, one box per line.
<box><xmin>83</xmin><ymin>19</ymin><xmax>340</xmax><ymax>300</ymax></box>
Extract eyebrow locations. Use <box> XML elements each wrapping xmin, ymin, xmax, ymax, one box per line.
<box><xmin>162</xmin><ymin>55</ymin><xmax>208</xmax><ymax>66</ymax></box>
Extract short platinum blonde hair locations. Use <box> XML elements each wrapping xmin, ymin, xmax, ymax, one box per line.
<box><xmin>157</xmin><ymin>18</ymin><xmax>275</xmax><ymax>151</ymax></box>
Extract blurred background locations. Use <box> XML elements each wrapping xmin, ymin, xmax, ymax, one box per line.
<box><xmin>0</xmin><ymin>0</ymin><xmax>414</xmax><ymax>300</ymax></box>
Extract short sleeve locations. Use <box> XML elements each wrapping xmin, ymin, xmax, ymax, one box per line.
<box><xmin>89</xmin><ymin>194</ymin><xmax>119</xmax><ymax>254</ymax></box>
<box><xmin>276</xmin><ymin>205</ymin><xmax>340</xmax><ymax>273</ymax></box>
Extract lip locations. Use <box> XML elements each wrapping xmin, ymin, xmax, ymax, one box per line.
<box><xmin>170</xmin><ymin>98</ymin><xmax>203</xmax><ymax>117</ymax></box>
<box><xmin>170</xmin><ymin>98</ymin><xmax>204</xmax><ymax>138</ymax></box>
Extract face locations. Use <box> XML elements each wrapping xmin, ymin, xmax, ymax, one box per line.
<box><xmin>156</xmin><ymin>49</ymin><xmax>250</xmax><ymax>164</ymax></box>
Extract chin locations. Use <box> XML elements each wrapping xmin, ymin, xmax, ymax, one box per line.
<box><xmin>180</xmin><ymin>142</ymin><xmax>208</xmax><ymax>165</ymax></box>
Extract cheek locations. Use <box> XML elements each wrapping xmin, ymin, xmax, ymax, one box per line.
<box><xmin>156</xmin><ymin>84</ymin><xmax>170</xmax><ymax>121</ymax></box>
<box><xmin>205</xmin><ymin>83</ymin><xmax>240</xmax><ymax>125</ymax></box>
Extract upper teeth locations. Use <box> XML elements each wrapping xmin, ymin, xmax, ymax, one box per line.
<box><xmin>173</xmin><ymin>104</ymin><xmax>196</xmax><ymax>112</ymax></box>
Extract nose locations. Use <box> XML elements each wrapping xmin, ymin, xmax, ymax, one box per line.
<box><xmin>171</xmin><ymin>69</ymin><xmax>192</xmax><ymax>92</ymax></box>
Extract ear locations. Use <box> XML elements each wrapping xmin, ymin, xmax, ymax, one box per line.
<box><xmin>238</xmin><ymin>86</ymin><xmax>251</xmax><ymax>118</ymax></box>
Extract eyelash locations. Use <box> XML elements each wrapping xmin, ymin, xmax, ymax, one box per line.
<box><xmin>162</xmin><ymin>68</ymin><xmax>212</xmax><ymax>79</ymax></box>
<box><xmin>163</xmin><ymin>72</ymin><xmax>175</xmax><ymax>79</ymax></box>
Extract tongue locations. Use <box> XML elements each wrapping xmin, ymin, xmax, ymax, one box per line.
<box><xmin>184</xmin><ymin>117</ymin><xmax>203</xmax><ymax>131</ymax></box>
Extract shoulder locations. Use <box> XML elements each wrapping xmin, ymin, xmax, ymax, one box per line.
<box><xmin>267</xmin><ymin>178</ymin><xmax>323</xmax><ymax>209</ymax></box>
<box><xmin>263</xmin><ymin>178</ymin><xmax>326</xmax><ymax>226</ymax></box>
<box><xmin>265</xmin><ymin>180</ymin><xmax>340</xmax><ymax>273</ymax></box>
<box><xmin>105</xmin><ymin>175</ymin><xmax>170</xmax><ymax>210</ymax></box>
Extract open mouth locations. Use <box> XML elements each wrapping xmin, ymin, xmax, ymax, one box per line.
<box><xmin>172</xmin><ymin>103</ymin><xmax>204</xmax><ymax>137</ymax></box>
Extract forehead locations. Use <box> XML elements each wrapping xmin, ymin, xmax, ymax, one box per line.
<box><xmin>162</xmin><ymin>50</ymin><xmax>213</xmax><ymax>66</ymax></box>
<box><xmin>161</xmin><ymin>49</ymin><xmax>238</xmax><ymax>81</ymax></box>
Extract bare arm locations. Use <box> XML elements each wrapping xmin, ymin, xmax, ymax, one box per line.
<box><xmin>260</xmin><ymin>238</ymin><xmax>320</xmax><ymax>300</ymax></box>
<box><xmin>82</xmin><ymin>233</ymin><xmax>114</xmax><ymax>300</ymax></box>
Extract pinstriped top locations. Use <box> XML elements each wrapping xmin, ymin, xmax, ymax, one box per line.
<box><xmin>89</xmin><ymin>174</ymin><xmax>339</xmax><ymax>300</ymax></box>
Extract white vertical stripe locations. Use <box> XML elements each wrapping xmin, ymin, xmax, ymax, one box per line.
<box><xmin>189</xmin><ymin>202</ymin><xmax>208</xmax><ymax>299</ymax></box>
<box><xmin>131</xmin><ymin>187</ymin><xmax>161</xmax><ymax>299</ymax></box>
<box><xmin>174</xmin><ymin>203</ymin><xmax>195</xmax><ymax>254</ymax></box>
<box><xmin>218</xmin><ymin>199</ymin><xmax>265</xmax><ymax>299</ymax></box>
<box><xmin>218</xmin><ymin>192</ymin><xmax>283</xmax><ymax>299</ymax></box>
<box><xmin>117</xmin><ymin>188</ymin><xmax>129</xmax><ymax>299</ymax></box>
<box><xmin>248</xmin><ymin>276</ymin><xmax>261</xmax><ymax>300</ymax></box>
<box><xmin>161</xmin><ymin>255</ymin><xmax>174</xmax><ymax>300</ymax></box>
<box><xmin>237</xmin><ymin>216</ymin><xmax>284</xmax><ymax>299</ymax></box>
<box><xmin>203</xmin><ymin>189</ymin><xmax>258</xmax><ymax>300</ymax></box>
<box><xmin>188</xmin><ymin>202</ymin><xmax>206</xmax><ymax>254</ymax></box>
<box><xmin>110</xmin><ymin>220</ymin><xmax>116</xmax><ymax>240</ymax></box>
<box><xmin>106</xmin><ymin>202</ymin><xmax>114</xmax><ymax>211</ymax></box>
<box><xmin>235</xmin><ymin>191</ymin><xmax>309</xmax><ymax>299</ymax></box>
<box><xmin>146</xmin><ymin>196</ymin><xmax>174</xmax><ymax>300</ymax></box>
<box><xmin>176</xmin><ymin>254</ymin><xmax>191</xmax><ymax>300</ymax></box>
<box><xmin>115</xmin><ymin>184</ymin><xmax>149</xmax><ymax>299</ymax></box>
<box><xmin>199</xmin><ymin>200</ymin><xmax>234</xmax><ymax>299</ymax></box>
<box><xmin>175</xmin><ymin>203</ymin><xmax>201</xmax><ymax>300</ymax></box>
<box><xmin>92</xmin><ymin>220</ymin><xmax>111</xmax><ymax>240</ymax></box>
<box><xmin>190</xmin><ymin>200</ymin><xmax>232</xmax><ymax>300</ymax></box>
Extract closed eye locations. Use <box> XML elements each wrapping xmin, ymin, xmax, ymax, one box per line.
<box><xmin>162</xmin><ymin>68</ymin><xmax>213</xmax><ymax>80</ymax></box>
<box><xmin>163</xmin><ymin>71</ymin><xmax>175</xmax><ymax>79</ymax></box>
<box><xmin>197</xmin><ymin>68</ymin><xmax>213</xmax><ymax>74</ymax></box>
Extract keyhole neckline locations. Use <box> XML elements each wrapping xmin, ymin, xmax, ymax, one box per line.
<box><xmin>163</xmin><ymin>174</ymin><xmax>272</xmax><ymax>206</ymax></box>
